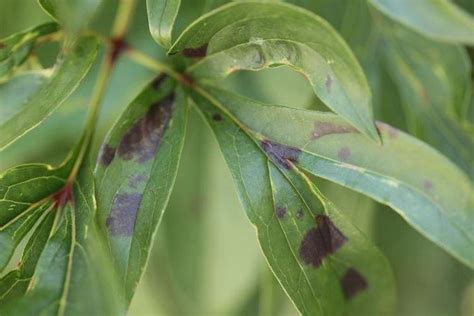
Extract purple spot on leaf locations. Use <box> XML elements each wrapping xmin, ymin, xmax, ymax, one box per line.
<box><xmin>341</xmin><ymin>268</ymin><xmax>368</xmax><ymax>299</ymax></box>
<box><xmin>423</xmin><ymin>180</ymin><xmax>433</xmax><ymax>191</ymax></box>
<box><xmin>182</xmin><ymin>43</ymin><xmax>208</xmax><ymax>58</ymax></box>
<box><xmin>312</xmin><ymin>122</ymin><xmax>358</xmax><ymax>139</ymax></box>
<box><xmin>261</xmin><ymin>140</ymin><xmax>301</xmax><ymax>170</ymax></box>
<box><xmin>376</xmin><ymin>121</ymin><xmax>398</xmax><ymax>139</ymax></box>
<box><xmin>275</xmin><ymin>206</ymin><xmax>286</xmax><ymax>219</ymax></box>
<box><xmin>117</xmin><ymin>93</ymin><xmax>174</xmax><ymax>163</ymax></box>
<box><xmin>129</xmin><ymin>174</ymin><xmax>147</xmax><ymax>189</ymax></box>
<box><xmin>99</xmin><ymin>144</ymin><xmax>116</xmax><ymax>166</ymax></box>
<box><xmin>325</xmin><ymin>74</ymin><xmax>332</xmax><ymax>93</ymax></box>
<box><xmin>106</xmin><ymin>193</ymin><xmax>142</xmax><ymax>236</ymax></box>
<box><xmin>337</xmin><ymin>146</ymin><xmax>351</xmax><ymax>161</ymax></box>
<box><xmin>299</xmin><ymin>214</ymin><xmax>347</xmax><ymax>267</ymax></box>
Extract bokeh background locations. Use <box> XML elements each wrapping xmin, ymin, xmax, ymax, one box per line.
<box><xmin>1</xmin><ymin>1</ymin><xmax>473</xmax><ymax>315</ymax></box>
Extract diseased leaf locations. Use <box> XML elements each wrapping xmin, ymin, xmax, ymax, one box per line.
<box><xmin>191</xmin><ymin>89</ymin><xmax>396</xmax><ymax>315</ymax></box>
<box><xmin>147</xmin><ymin>0</ymin><xmax>181</xmax><ymax>48</ymax></box>
<box><xmin>95</xmin><ymin>75</ymin><xmax>188</xmax><ymax>304</ymax></box>
<box><xmin>170</xmin><ymin>1</ymin><xmax>379</xmax><ymax>141</ymax></box>
<box><xmin>38</xmin><ymin>0</ymin><xmax>101</xmax><ymax>33</ymax></box>
<box><xmin>0</xmin><ymin>22</ymin><xmax>59</xmax><ymax>77</ymax></box>
<box><xmin>195</xmin><ymin>86</ymin><xmax>474</xmax><ymax>269</ymax></box>
<box><xmin>0</xmin><ymin>35</ymin><xmax>98</xmax><ymax>150</ymax></box>
<box><xmin>369</xmin><ymin>0</ymin><xmax>474</xmax><ymax>45</ymax></box>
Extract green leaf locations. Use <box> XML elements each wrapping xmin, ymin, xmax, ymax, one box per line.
<box><xmin>369</xmin><ymin>0</ymin><xmax>474</xmax><ymax>45</ymax></box>
<box><xmin>147</xmin><ymin>0</ymin><xmax>181</xmax><ymax>48</ymax></box>
<box><xmin>191</xmin><ymin>88</ymin><xmax>396</xmax><ymax>315</ymax></box>
<box><xmin>94</xmin><ymin>75</ymin><xmax>188</xmax><ymax>304</ymax></box>
<box><xmin>0</xmin><ymin>35</ymin><xmax>98</xmax><ymax>150</ymax></box>
<box><xmin>0</xmin><ymin>164</ymin><xmax>69</xmax><ymax>271</ymax></box>
<box><xmin>0</xmin><ymin>164</ymin><xmax>121</xmax><ymax>315</ymax></box>
<box><xmin>378</xmin><ymin>17</ymin><xmax>474</xmax><ymax>178</ymax></box>
<box><xmin>170</xmin><ymin>1</ymin><xmax>379</xmax><ymax>141</ymax></box>
<box><xmin>38</xmin><ymin>0</ymin><xmax>101</xmax><ymax>33</ymax></box>
<box><xmin>0</xmin><ymin>22</ymin><xmax>59</xmax><ymax>77</ymax></box>
<box><xmin>0</xmin><ymin>70</ymin><xmax>50</xmax><ymax>128</ymax></box>
<box><xmin>195</xmin><ymin>86</ymin><xmax>474</xmax><ymax>269</ymax></box>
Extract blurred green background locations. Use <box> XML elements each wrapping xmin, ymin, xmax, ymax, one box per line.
<box><xmin>0</xmin><ymin>1</ymin><xmax>473</xmax><ymax>315</ymax></box>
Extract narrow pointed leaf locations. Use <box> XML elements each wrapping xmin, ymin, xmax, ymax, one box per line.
<box><xmin>196</xmin><ymin>86</ymin><xmax>474</xmax><ymax>268</ymax></box>
<box><xmin>369</xmin><ymin>0</ymin><xmax>474</xmax><ymax>45</ymax></box>
<box><xmin>191</xmin><ymin>89</ymin><xmax>396</xmax><ymax>315</ymax></box>
<box><xmin>147</xmin><ymin>0</ymin><xmax>181</xmax><ymax>48</ymax></box>
<box><xmin>170</xmin><ymin>2</ymin><xmax>379</xmax><ymax>141</ymax></box>
<box><xmin>379</xmin><ymin>18</ymin><xmax>474</xmax><ymax>178</ymax></box>
<box><xmin>95</xmin><ymin>75</ymin><xmax>188</xmax><ymax>304</ymax></box>
<box><xmin>0</xmin><ymin>22</ymin><xmax>59</xmax><ymax>77</ymax></box>
<box><xmin>0</xmin><ymin>35</ymin><xmax>98</xmax><ymax>150</ymax></box>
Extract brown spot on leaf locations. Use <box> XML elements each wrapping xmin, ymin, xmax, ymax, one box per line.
<box><xmin>182</xmin><ymin>43</ymin><xmax>208</xmax><ymax>58</ymax></box>
<box><xmin>341</xmin><ymin>268</ymin><xmax>368</xmax><ymax>299</ymax></box>
<box><xmin>299</xmin><ymin>214</ymin><xmax>347</xmax><ymax>267</ymax></box>
<box><xmin>325</xmin><ymin>74</ymin><xmax>332</xmax><ymax>92</ymax></box>
<box><xmin>110</xmin><ymin>37</ymin><xmax>129</xmax><ymax>64</ymax></box>
<box><xmin>52</xmin><ymin>183</ymin><xmax>74</xmax><ymax>209</ymax></box>
<box><xmin>151</xmin><ymin>74</ymin><xmax>167</xmax><ymax>90</ymax></box>
<box><xmin>275</xmin><ymin>206</ymin><xmax>286</xmax><ymax>219</ymax></box>
<box><xmin>261</xmin><ymin>140</ymin><xmax>301</xmax><ymax>170</ymax></box>
<box><xmin>117</xmin><ymin>93</ymin><xmax>174</xmax><ymax>163</ymax></box>
<box><xmin>212</xmin><ymin>113</ymin><xmax>223</xmax><ymax>121</ymax></box>
<box><xmin>99</xmin><ymin>144</ymin><xmax>116</xmax><ymax>166</ymax></box>
<box><xmin>0</xmin><ymin>42</ymin><xmax>5</xmax><ymax>49</ymax></box>
<box><xmin>312</xmin><ymin>122</ymin><xmax>358</xmax><ymax>139</ymax></box>
<box><xmin>106</xmin><ymin>193</ymin><xmax>142</xmax><ymax>236</ymax></box>
<box><xmin>337</xmin><ymin>146</ymin><xmax>351</xmax><ymax>162</ymax></box>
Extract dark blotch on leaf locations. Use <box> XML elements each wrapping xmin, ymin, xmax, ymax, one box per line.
<box><xmin>341</xmin><ymin>268</ymin><xmax>368</xmax><ymax>299</ymax></box>
<box><xmin>299</xmin><ymin>214</ymin><xmax>347</xmax><ymax>267</ymax></box>
<box><xmin>182</xmin><ymin>43</ymin><xmax>208</xmax><ymax>58</ymax></box>
<box><xmin>212</xmin><ymin>113</ymin><xmax>223</xmax><ymax>121</ymax></box>
<box><xmin>312</xmin><ymin>122</ymin><xmax>358</xmax><ymax>139</ymax></box>
<box><xmin>151</xmin><ymin>74</ymin><xmax>167</xmax><ymax>90</ymax></box>
<box><xmin>106</xmin><ymin>193</ymin><xmax>142</xmax><ymax>236</ymax></box>
<box><xmin>275</xmin><ymin>206</ymin><xmax>286</xmax><ymax>219</ymax></box>
<box><xmin>99</xmin><ymin>144</ymin><xmax>116</xmax><ymax>166</ymax></box>
<box><xmin>0</xmin><ymin>42</ymin><xmax>5</xmax><ymax>49</ymax></box>
<box><xmin>423</xmin><ymin>180</ymin><xmax>434</xmax><ymax>191</ymax></box>
<box><xmin>261</xmin><ymin>140</ymin><xmax>301</xmax><ymax>170</ymax></box>
<box><xmin>337</xmin><ymin>146</ymin><xmax>351</xmax><ymax>162</ymax></box>
<box><xmin>118</xmin><ymin>93</ymin><xmax>174</xmax><ymax>163</ymax></box>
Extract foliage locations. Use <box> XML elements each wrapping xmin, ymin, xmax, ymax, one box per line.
<box><xmin>0</xmin><ymin>0</ymin><xmax>473</xmax><ymax>315</ymax></box>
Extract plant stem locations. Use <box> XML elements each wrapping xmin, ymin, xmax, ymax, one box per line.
<box><xmin>67</xmin><ymin>0</ymin><xmax>137</xmax><ymax>182</ymax></box>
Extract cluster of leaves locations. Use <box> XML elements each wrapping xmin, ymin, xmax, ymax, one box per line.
<box><xmin>0</xmin><ymin>0</ymin><xmax>473</xmax><ymax>315</ymax></box>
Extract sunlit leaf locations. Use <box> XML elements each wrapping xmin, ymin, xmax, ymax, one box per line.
<box><xmin>191</xmin><ymin>88</ymin><xmax>396</xmax><ymax>315</ymax></box>
<box><xmin>0</xmin><ymin>22</ymin><xmax>59</xmax><ymax>77</ymax></box>
<box><xmin>170</xmin><ymin>1</ymin><xmax>379</xmax><ymax>141</ymax></box>
<box><xmin>0</xmin><ymin>35</ymin><xmax>98</xmax><ymax>150</ymax></box>
<box><xmin>369</xmin><ymin>0</ymin><xmax>474</xmax><ymax>45</ymax></box>
<box><xmin>147</xmin><ymin>0</ymin><xmax>181</xmax><ymax>48</ymax></box>
<box><xmin>194</xmin><ymin>86</ymin><xmax>474</xmax><ymax>269</ymax></box>
<box><xmin>95</xmin><ymin>75</ymin><xmax>188</xmax><ymax>305</ymax></box>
